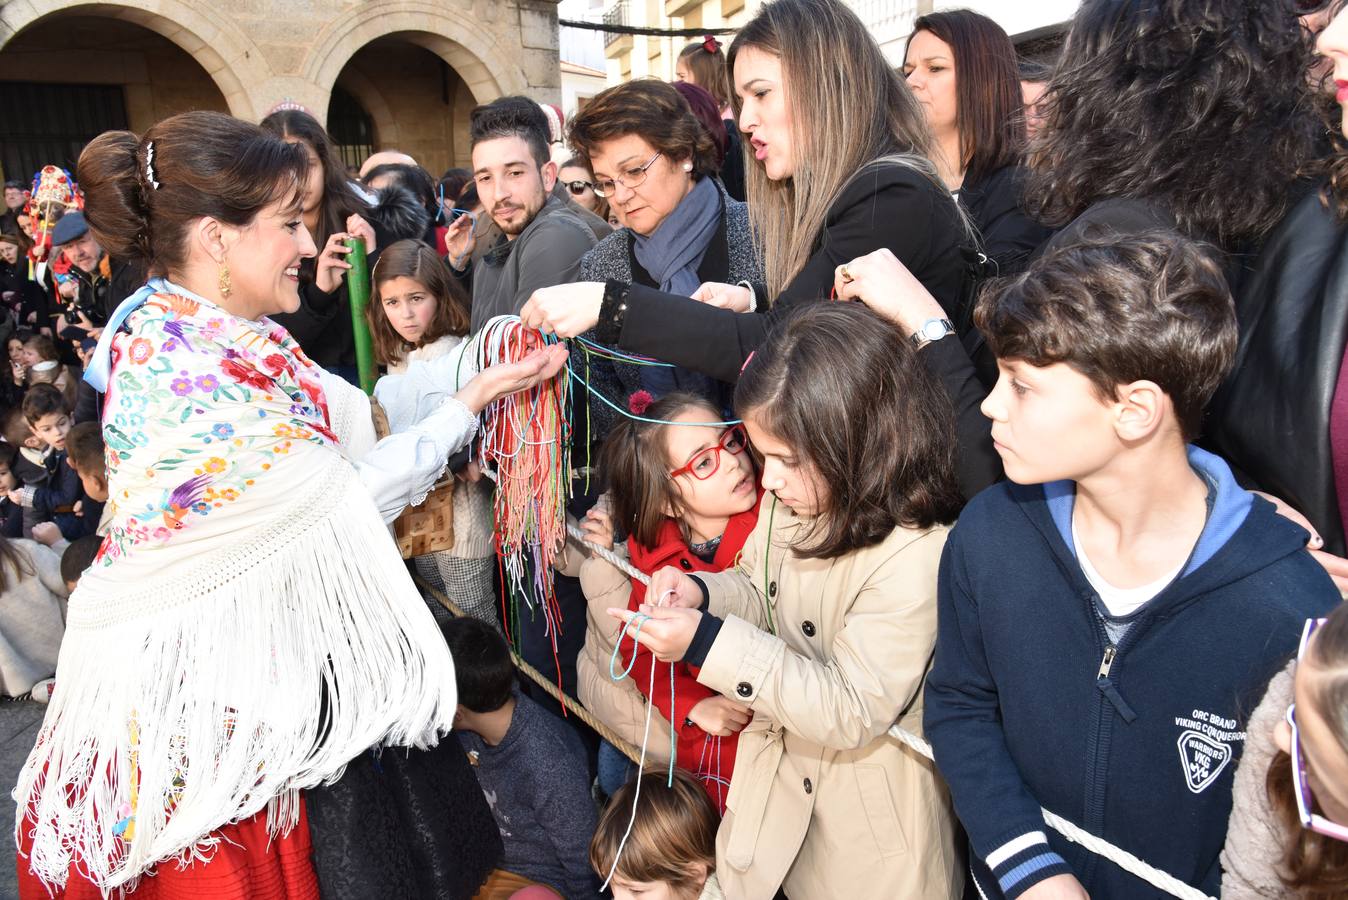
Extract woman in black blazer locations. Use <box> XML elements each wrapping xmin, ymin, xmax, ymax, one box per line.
<box><xmin>522</xmin><ymin>0</ymin><xmax>999</xmax><ymax>499</ymax></box>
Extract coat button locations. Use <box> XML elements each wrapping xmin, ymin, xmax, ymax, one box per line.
<box><xmin>736</xmin><ymin>682</ymin><xmax>753</xmax><ymax>698</ymax></box>
<box><xmin>803</xmin><ymin>777</ymin><xmax>813</xmax><ymax>795</ymax></box>
<box><xmin>768</xmin><ymin>581</ymin><xmax>778</xmax><ymax>598</ymax></box>
<box><xmin>801</xmin><ymin>620</ymin><xmax>816</xmax><ymax>637</ymax></box>
<box><xmin>679</xmin><ymin>558</ymin><xmax>693</xmax><ymax>570</ymax></box>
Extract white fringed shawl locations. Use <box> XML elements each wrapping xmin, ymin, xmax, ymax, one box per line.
<box><xmin>14</xmin><ymin>292</ymin><xmax>457</xmax><ymax>891</ymax></box>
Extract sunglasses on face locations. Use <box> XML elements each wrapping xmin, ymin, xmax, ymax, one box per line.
<box><xmin>668</xmin><ymin>424</ymin><xmax>748</xmax><ymax>481</ymax></box>
<box><xmin>563</xmin><ymin>180</ymin><xmax>595</xmax><ymax>196</ymax></box>
<box><xmin>1288</xmin><ymin>617</ymin><xmax>1348</xmax><ymax>843</ymax></box>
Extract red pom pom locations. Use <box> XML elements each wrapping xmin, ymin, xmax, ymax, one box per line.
<box><xmin>628</xmin><ymin>390</ymin><xmax>654</xmax><ymax>415</ymax></box>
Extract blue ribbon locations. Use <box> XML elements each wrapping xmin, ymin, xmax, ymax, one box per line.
<box><xmin>83</xmin><ymin>276</ymin><xmax>211</xmax><ymax>392</ymax></box>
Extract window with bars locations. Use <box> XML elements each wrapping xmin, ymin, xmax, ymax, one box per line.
<box><xmin>0</xmin><ymin>82</ymin><xmax>129</xmax><ymax>185</ymax></box>
<box><xmin>328</xmin><ymin>85</ymin><xmax>376</xmax><ymax>171</ymax></box>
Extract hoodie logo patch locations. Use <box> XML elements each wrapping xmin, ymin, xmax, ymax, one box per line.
<box><xmin>1177</xmin><ymin>729</ymin><xmax>1232</xmax><ymax>794</ymax></box>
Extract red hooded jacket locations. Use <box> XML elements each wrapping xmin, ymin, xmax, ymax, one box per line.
<box><xmin>618</xmin><ymin>491</ymin><xmax>763</xmax><ymax>810</ymax></box>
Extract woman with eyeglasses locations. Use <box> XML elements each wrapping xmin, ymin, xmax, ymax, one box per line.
<box><xmin>1223</xmin><ymin>606</ymin><xmax>1348</xmax><ymax>899</ymax></box>
<box><xmin>564</xmin><ymin>76</ymin><xmax>763</xmax><ymax>434</ymax></box>
<box><xmin>523</xmin><ymin>0</ymin><xmax>998</xmax><ymax>501</ymax></box>
<box><xmin>557</xmin><ymin>156</ymin><xmax>608</xmax><ymax>221</ymax></box>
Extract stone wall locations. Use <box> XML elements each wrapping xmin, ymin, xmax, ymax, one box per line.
<box><xmin>0</xmin><ymin>0</ymin><xmax>563</xmax><ymax>137</ymax></box>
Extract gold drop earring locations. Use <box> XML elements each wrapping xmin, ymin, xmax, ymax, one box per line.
<box><xmin>218</xmin><ymin>263</ymin><xmax>232</xmax><ymax>299</ymax></box>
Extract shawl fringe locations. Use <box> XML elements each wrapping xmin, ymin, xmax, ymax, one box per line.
<box><xmin>14</xmin><ymin>454</ymin><xmax>456</xmax><ymax>892</ymax></box>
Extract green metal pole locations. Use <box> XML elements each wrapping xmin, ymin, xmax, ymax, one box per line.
<box><xmin>346</xmin><ymin>236</ymin><xmax>376</xmax><ymax>395</ymax></box>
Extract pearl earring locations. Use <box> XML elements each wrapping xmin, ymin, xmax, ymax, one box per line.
<box><xmin>683</xmin><ymin>162</ymin><xmax>693</xmax><ymax>172</ymax></box>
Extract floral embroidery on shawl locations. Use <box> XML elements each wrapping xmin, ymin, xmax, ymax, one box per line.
<box><xmin>100</xmin><ymin>293</ymin><xmax>338</xmax><ymax>562</ymax></box>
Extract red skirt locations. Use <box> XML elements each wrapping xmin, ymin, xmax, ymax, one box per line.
<box><xmin>16</xmin><ymin>799</ymin><xmax>319</xmax><ymax>900</ymax></box>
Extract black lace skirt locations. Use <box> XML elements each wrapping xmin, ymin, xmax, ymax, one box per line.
<box><xmin>305</xmin><ymin>739</ymin><xmax>503</xmax><ymax>900</ymax></box>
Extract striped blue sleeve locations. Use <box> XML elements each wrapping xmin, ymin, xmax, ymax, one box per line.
<box><xmin>987</xmin><ymin>831</ymin><xmax>1075</xmax><ymax>898</ymax></box>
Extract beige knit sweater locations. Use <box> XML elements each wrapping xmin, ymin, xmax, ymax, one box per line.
<box><xmin>1221</xmin><ymin>662</ymin><xmax>1300</xmax><ymax>899</ymax></box>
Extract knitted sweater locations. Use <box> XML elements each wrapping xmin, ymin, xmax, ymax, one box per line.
<box><xmin>1220</xmin><ymin>664</ymin><xmax>1300</xmax><ymax>899</ymax></box>
<box><xmin>576</xmin><ymin>179</ymin><xmax>762</xmax><ymax>440</ymax></box>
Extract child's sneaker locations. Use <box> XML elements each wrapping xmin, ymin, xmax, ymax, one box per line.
<box><xmin>30</xmin><ymin>678</ymin><xmax>54</xmax><ymax>704</ymax></box>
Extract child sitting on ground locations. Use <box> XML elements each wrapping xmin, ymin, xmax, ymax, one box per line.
<box><xmin>443</xmin><ymin>615</ymin><xmax>599</xmax><ymax>900</ymax></box>
<box><xmin>923</xmin><ymin>233</ymin><xmax>1341</xmax><ymax>899</ymax></box>
<box><xmin>0</xmin><ymin>442</ymin><xmax>22</xmax><ymax>538</ymax></box>
<box><xmin>64</xmin><ymin>421</ymin><xmax>108</xmax><ymax>535</ymax></box>
<box><xmin>10</xmin><ymin>385</ymin><xmax>85</xmax><ymax>540</ymax></box>
<box><xmin>60</xmin><ymin>534</ymin><xmax>100</xmax><ymax>595</ymax></box>
<box><xmin>590</xmin><ymin>768</ymin><xmax>724</xmax><ymax>900</ymax></box>
<box><xmin>367</xmin><ymin>240</ymin><xmax>496</xmax><ymax>624</ymax></box>
<box><xmin>576</xmin><ymin>392</ymin><xmax>758</xmax><ymax>807</ymax></box>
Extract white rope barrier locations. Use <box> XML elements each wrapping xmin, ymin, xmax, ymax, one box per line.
<box><xmin>565</xmin><ymin>521</ymin><xmax>1218</xmax><ymax>900</ymax></box>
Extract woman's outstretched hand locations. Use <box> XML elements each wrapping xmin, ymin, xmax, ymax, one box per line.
<box><xmin>456</xmin><ymin>343</ymin><xmax>569</xmax><ymax>414</ymax></box>
<box><xmin>520</xmin><ymin>282</ymin><xmax>606</xmax><ymax>338</ymax></box>
<box><xmin>833</xmin><ymin>248</ymin><xmax>947</xmax><ymax>338</ymax></box>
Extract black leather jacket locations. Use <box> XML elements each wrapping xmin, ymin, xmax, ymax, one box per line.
<box><xmin>1206</xmin><ymin>184</ymin><xmax>1348</xmax><ymax>554</ymax></box>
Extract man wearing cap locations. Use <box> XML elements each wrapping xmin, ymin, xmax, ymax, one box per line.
<box><xmin>50</xmin><ymin>211</ymin><xmax>108</xmax><ymax>339</ymax></box>
<box><xmin>50</xmin><ymin>211</ymin><xmax>140</xmax><ymax>337</ymax></box>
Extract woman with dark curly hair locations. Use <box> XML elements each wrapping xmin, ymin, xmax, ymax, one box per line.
<box><xmin>1205</xmin><ymin>0</ymin><xmax>1348</xmax><ymax>597</ymax></box>
<box><xmin>1028</xmin><ymin>0</ymin><xmax>1322</xmax><ymax>262</ymax></box>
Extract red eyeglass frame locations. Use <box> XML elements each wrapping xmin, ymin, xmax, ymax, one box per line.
<box><xmin>668</xmin><ymin>424</ymin><xmax>748</xmax><ymax>481</ymax></box>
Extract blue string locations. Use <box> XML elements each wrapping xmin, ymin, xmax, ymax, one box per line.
<box><xmin>610</xmin><ymin>612</ymin><xmax>649</xmax><ymax>681</ymax></box>
<box><xmin>609</xmin><ymin>606</ymin><xmax>677</xmax><ymax>786</ymax></box>
<box><xmin>566</xmin><ymin>365</ymin><xmax>742</xmax><ymax>428</ymax></box>
<box><xmin>573</xmin><ymin>336</ymin><xmax>674</xmax><ymax>367</ymax></box>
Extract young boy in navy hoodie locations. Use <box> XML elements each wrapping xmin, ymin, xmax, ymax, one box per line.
<box><xmin>10</xmin><ymin>384</ymin><xmax>85</xmax><ymax>540</ymax></box>
<box><xmin>924</xmin><ymin>233</ymin><xmax>1340</xmax><ymax>900</ymax></box>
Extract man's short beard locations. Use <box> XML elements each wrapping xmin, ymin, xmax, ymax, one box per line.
<box><xmin>496</xmin><ymin>215</ymin><xmax>529</xmax><ymax>237</ymax></box>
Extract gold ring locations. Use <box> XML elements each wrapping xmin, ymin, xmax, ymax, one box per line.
<box><xmin>840</xmin><ymin>264</ymin><xmax>853</xmax><ymax>283</ymax></box>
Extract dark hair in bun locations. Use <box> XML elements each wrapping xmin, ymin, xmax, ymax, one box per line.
<box><xmin>77</xmin><ymin>110</ymin><xmax>308</xmax><ymax>276</ymax></box>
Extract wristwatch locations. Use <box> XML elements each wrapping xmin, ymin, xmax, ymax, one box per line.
<box><xmin>910</xmin><ymin>317</ymin><xmax>955</xmax><ymax>351</ymax></box>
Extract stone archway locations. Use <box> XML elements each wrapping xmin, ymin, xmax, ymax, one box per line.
<box><xmin>302</xmin><ymin>0</ymin><xmax>528</xmax><ymax>106</ymax></box>
<box><xmin>0</xmin><ymin>0</ymin><xmax>275</xmax><ymax>120</ymax></box>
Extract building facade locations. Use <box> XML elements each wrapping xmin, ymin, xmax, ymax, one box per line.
<box><xmin>598</xmin><ymin>0</ymin><xmax>931</xmax><ymax>85</ymax></box>
<box><xmin>0</xmin><ymin>0</ymin><xmax>565</xmax><ymax>183</ymax></box>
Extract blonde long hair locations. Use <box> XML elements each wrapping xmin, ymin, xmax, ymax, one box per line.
<box><xmin>728</xmin><ymin>0</ymin><xmax>939</xmax><ymax>297</ymax></box>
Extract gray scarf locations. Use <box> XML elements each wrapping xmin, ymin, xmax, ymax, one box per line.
<box><xmin>632</xmin><ymin>176</ymin><xmax>722</xmax><ymax>295</ymax></box>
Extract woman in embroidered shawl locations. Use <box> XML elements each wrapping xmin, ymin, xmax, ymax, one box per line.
<box><xmin>13</xmin><ymin>111</ymin><xmax>567</xmax><ymax>899</ymax></box>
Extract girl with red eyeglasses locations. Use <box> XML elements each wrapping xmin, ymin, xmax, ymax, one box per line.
<box><xmin>1224</xmin><ymin>603</ymin><xmax>1348</xmax><ymax>899</ymax></box>
<box><xmin>570</xmin><ymin>392</ymin><xmax>760</xmax><ymax>812</ymax></box>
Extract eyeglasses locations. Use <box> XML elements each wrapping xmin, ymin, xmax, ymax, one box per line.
<box><xmin>563</xmin><ymin>180</ymin><xmax>594</xmax><ymax>196</ymax></box>
<box><xmin>669</xmin><ymin>425</ymin><xmax>748</xmax><ymax>481</ymax></box>
<box><xmin>1287</xmin><ymin>617</ymin><xmax>1348</xmax><ymax>843</ymax></box>
<box><xmin>593</xmin><ymin>152</ymin><xmax>662</xmax><ymax>198</ymax></box>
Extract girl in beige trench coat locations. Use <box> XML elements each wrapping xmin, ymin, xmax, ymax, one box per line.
<box><xmin>611</xmin><ymin>304</ymin><xmax>965</xmax><ymax>900</ymax></box>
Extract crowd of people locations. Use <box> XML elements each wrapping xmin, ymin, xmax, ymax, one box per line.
<box><xmin>6</xmin><ymin>0</ymin><xmax>1348</xmax><ymax>898</ymax></box>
